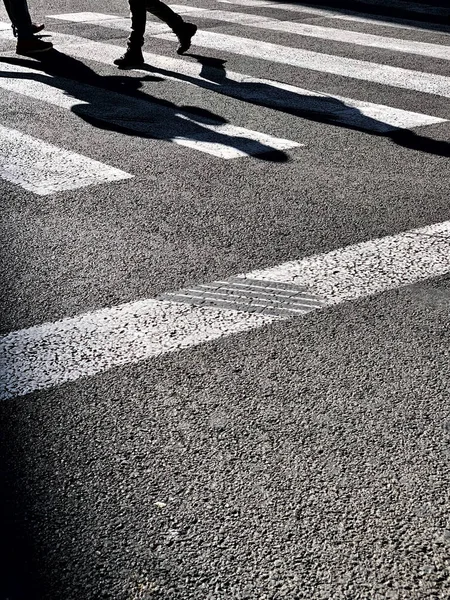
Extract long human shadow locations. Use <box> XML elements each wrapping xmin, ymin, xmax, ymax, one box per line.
<box><xmin>1</xmin><ymin>50</ymin><xmax>448</xmax><ymax>158</ymax></box>
<box><xmin>0</xmin><ymin>51</ymin><xmax>289</xmax><ymax>162</ymax></box>
<box><xmin>139</xmin><ymin>53</ymin><xmax>449</xmax><ymax>158</ymax></box>
<box><xmin>273</xmin><ymin>0</ymin><xmax>450</xmax><ymax>32</ymax></box>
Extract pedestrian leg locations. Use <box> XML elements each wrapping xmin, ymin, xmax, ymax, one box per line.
<box><xmin>145</xmin><ymin>0</ymin><xmax>197</xmax><ymax>54</ymax></box>
<box><xmin>114</xmin><ymin>0</ymin><xmax>197</xmax><ymax>67</ymax></box>
<box><xmin>114</xmin><ymin>0</ymin><xmax>147</xmax><ymax>67</ymax></box>
<box><xmin>128</xmin><ymin>0</ymin><xmax>147</xmax><ymax>49</ymax></box>
<box><xmin>144</xmin><ymin>0</ymin><xmax>184</xmax><ymax>32</ymax></box>
<box><xmin>3</xmin><ymin>0</ymin><xmax>33</xmax><ymax>38</ymax></box>
<box><xmin>3</xmin><ymin>0</ymin><xmax>52</xmax><ymax>53</ymax></box>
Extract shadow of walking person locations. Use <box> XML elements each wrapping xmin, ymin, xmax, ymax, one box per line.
<box><xmin>138</xmin><ymin>52</ymin><xmax>449</xmax><ymax>156</ymax></box>
<box><xmin>141</xmin><ymin>53</ymin><xmax>398</xmax><ymax>132</ymax></box>
<box><xmin>388</xmin><ymin>129</ymin><xmax>450</xmax><ymax>158</ymax></box>
<box><xmin>0</xmin><ymin>50</ymin><xmax>291</xmax><ymax>162</ymax></box>
<box><xmin>2</xmin><ymin>49</ymin><xmax>448</xmax><ymax>159</ymax></box>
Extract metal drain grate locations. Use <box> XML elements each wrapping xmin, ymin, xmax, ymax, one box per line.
<box><xmin>158</xmin><ymin>277</ymin><xmax>325</xmax><ymax>317</ymax></box>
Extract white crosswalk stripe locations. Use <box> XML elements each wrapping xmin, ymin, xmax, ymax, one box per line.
<box><xmin>170</xmin><ymin>5</ymin><xmax>450</xmax><ymax>60</ymax></box>
<box><xmin>2</xmin><ymin>220</ymin><xmax>449</xmax><ymax>400</ymax></box>
<box><xmin>217</xmin><ymin>0</ymin><xmax>450</xmax><ymax>33</ymax></box>
<box><xmin>50</xmin><ymin>12</ymin><xmax>450</xmax><ymax>96</ymax></box>
<box><xmin>155</xmin><ymin>30</ymin><xmax>450</xmax><ymax>97</ymax></box>
<box><xmin>0</xmin><ymin>123</ymin><xmax>132</xmax><ymax>195</ymax></box>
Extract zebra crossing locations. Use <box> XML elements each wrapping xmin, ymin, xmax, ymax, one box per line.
<box><xmin>1</xmin><ymin>1</ymin><xmax>449</xmax><ymax>195</ymax></box>
<box><xmin>50</xmin><ymin>11</ymin><xmax>450</xmax><ymax>94</ymax></box>
<box><xmin>1</xmin><ymin>1</ymin><xmax>450</xmax><ymax>399</ymax></box>
<box><xmin>0</xmin><ymin>51</ymin><xmax>300</xmax><ymax>161</ymax></box>
<box><xmin>3</xmin><ymin>30</ymin><xmax>442</xmax><ymax>133</ymax></box>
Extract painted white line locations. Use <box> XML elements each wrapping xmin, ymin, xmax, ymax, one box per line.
<box><xmin>47</xmin><ymin>11</ymin><xmax>129</xmax><ymax>22</ymax></box>
<box><xmin>49</xmin><ymin>12</ymin><xmax>171</xmax><ymax>35</ymax></box>
<box><xmin>0</xmin><ymin>60</ymin><xmax>91</xmax><ymax>109</ymax></box>
<box><xmin>170</xmin><ymin>5</ymin><xmax>450</xmax><ymax>60</ymax></box>
<box><xmin>0</xmin><ymin>54</ymin><xmax>300</xmax><ymax>159</ymax></box>
<box><xmin>0</xmin><ymin>301</ymin><xmax>278</xmax><ymax>400</ymax></box>
<box><xmin>48</xmin><ymin>14</ymin><xmax>450</xmax><ymax>96</ymax></box>
<box><xmin>217</xmin><ymin>0</ymin><xmax>450</xmax><ymax>33</ymax></box>
<box><xmin>240</xmin><ymin>220</ymin><xmax>450</xmax><ymax>304</ymax></box>
<box><xmin>154</xmin><ymin>30</ymin><xmax>450</xmax><ymax>97</ymax></box>
<box><xmin>0</xmin><ymin>124</ymin><xmax>132</xmax><ymax>195</ymax></box>
<box><xmin>171</xmin><ymin>113</ymin><xmax>300</xmax><ymax>157</ymax></box>
<box><xmin>1</xmin><ymin>221</ymin><xmax>449</xmax><ymax>400</ymax></box>
<box><xmin>35</xmin><ymin>25</ymin><xmax>447</xmax><ymax>132</ymax></box>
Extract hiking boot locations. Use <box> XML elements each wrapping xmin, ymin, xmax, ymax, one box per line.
<box><xmin>12</xmin><ymin>22</ymin><xmax>45</xmax><ymax>38</ymax></box>
<box><xmin>114</xmin><ymin>48</ymin><xmax>144</xmax><ymax>69</ymax></box>
<box><xmin>176</xmin><ymin>22</ymin><xmax>197</xmax><ymax>55</ymax></box>
<box><xmin>16</xmin><ymin>37</ymin><xmax>53</xmax><ymax>55</ymax></box>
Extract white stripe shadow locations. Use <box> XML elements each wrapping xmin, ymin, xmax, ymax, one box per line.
<box><xmin>39</xmin><ymin>24</ymin><xmax>447</xmax><ymax>132</ymax></box>
<box><xmin>217</xmin><ymin>0</ymin><xmax>450</xmax><ymax>33</ymax></box>
<box><xmin>0</xmin><ymin>44</ymin><xmax>299</xmax><ymax>159</ymax></box>
<box><xmin>1</xmin><ymin>221</ymin><xmax>449</xmax><ymax>400</ymax></box>
<box><xmin>0</xmin><ymin>123</ymin><xmax>131</xmax><ymax>195</ymax></box>
<box><xmin>170</xmin><ymin>5</ymin><xmax>450</xmax><ymax>60</ymax></box>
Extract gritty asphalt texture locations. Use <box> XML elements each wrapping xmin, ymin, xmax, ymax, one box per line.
<box><xmin>1</xmin><ymin>0</ymin><xmax>450</xmax><ymax>598</ymax></box>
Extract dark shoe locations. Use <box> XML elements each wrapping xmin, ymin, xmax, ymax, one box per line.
<box><xmin>114</xmin><ymin>48</ymin><xmax>144</xmax><ymax>68</ymax></box>
<box><xmin>176</xmin><ymin>22</ymin><xmax>197</xmax><ymax>55</ymax></box>
<box><xmin>12</xmin><ymin>22</ymin><xmax>45</xmax><ymax>38</ymax></box>
<box><xmin>16</xmin><ymin>37</ymin><xmax>53</xmax><ymax>55</ymax></box>
<box><xmin>32</xmin><ymin>23</ymin><xmax>45</xmax><ymax>34</ymax></box>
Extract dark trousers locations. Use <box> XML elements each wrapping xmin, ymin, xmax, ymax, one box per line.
<box><xmin>128</xmin><ymin>0</ymin><xmax>185</xmax><ymax>48</ymax></box>
<box><xmin>3</xmin><ymin>0</ymin><xmax>33</xmax><ymax>38</ymax></box>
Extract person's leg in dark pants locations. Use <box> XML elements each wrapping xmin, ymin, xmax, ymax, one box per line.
<box><xmin>114</xmin><ymin>0</ymin><xmax>147</xmax><ymax>67</ymax></box>
<box><xmin>3</xmin><ymin>0</ymin><xmax>33</xmax><ymax>38</ymax></box>
<box><xmin>145</xmin><ymin>0</ymin><xmax>197</xmax><ymax>53</ymax></box>
<box><xmin>114</xmin><ymin>0</ymin><xmax>197</xmax><ymax>68</ymax></box>
<box><xmin>2</xmin><ymin>0</ymin><xmax>51</xmax><ymax>54</ymax></box>
<box><xmin>144</xmin><ymin>0</ymin><xmax>184</xmax><ymax>33</ymax></box>
<box><xmin>128</xmin><ymin>0</ymin><xmax>147</xmax><ymax>49</ymax></box>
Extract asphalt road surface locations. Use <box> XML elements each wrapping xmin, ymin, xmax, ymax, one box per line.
<box><xmin>1</xmin><ymin>0</ymin><xmax>449</xmax><ymax>598</ymax></box>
